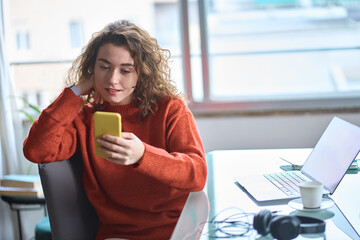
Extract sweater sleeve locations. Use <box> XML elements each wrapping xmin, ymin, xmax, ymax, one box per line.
<box><xmin>23</xmin><ymin>88</ymin><xmax>84</xmax><ymax>163</ymax></box>
<box><xmin>135</xmin><ymin>100</ymin><xmax>207</xmax><ymax>192</ymax></box>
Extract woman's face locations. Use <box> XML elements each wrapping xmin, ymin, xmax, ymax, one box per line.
<box><xmin>93</xmin><ymin>43</ymin><xmax>138</xmax><ymax>105</ymax></box>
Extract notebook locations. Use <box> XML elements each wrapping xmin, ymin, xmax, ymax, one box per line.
<box><xmin>235</xmin><ymin>116</ymin><xmax>360</xmax><ymax>203</ymax></box>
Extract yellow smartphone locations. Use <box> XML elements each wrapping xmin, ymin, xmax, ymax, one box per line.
<box><xmin>94</xmin><ymin>111</ymin><xmax>121</xmax><ymax>158</ymax></box>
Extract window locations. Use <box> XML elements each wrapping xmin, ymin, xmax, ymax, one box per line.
<box><xmin>185</xmin><ymin>0</ymin><xmax>360</xmax><ymax>112</ymax></box>
<box><xmin>69</xmin><ymin>21</ymin><xmax>83</xmax><ymax>49</ymax></box>
<box><xmin>5</xmin><ymin>0</ymin><xmax>183</xmax><ymax>115</ymax></box>
<box><xmin>5</xmin><ymin>0</ymin><xmax>360</xmax><ymax>117</ymax></box>
<box><xmin>16</xmin><ymin>31</ymin><xmax>30</xmax><ymax>50</ymax></box>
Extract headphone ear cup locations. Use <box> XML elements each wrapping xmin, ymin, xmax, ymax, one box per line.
<box><xmin>270</xmin><ymin>215</ymin><xmax>301</xmax><ymax>240</ymax></box>
<box><xmin>253</xmin><ymin>209</ymin><xmax>273</xmax><ymax>236</ymax></box>
<box><xmin>297</xmin><ymin>216</ymin><xmax>326</xmax><ymax>234</ymax></box>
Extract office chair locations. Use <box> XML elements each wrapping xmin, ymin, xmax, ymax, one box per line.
<box><xmin>38</xmin><ymin>150</ymin><xmax>99</xmax><ymax>240</ymax></box>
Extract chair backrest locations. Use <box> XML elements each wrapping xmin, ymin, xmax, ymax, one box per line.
<box><xmin>38</xmin><ymin>150</ymin><xmax>99</xmax><ymax>240</ymax></box>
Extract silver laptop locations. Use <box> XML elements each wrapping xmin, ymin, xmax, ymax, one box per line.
<box><xmin>235</xmin><ymin>117</ymin><xmax>360</xmax><ymax>202</ymax></box>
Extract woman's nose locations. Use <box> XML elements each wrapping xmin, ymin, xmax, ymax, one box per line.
<box><xmin>109</xmin><ymin>70</ymin><xmax>121</xmax><ymax>85</ymax></box>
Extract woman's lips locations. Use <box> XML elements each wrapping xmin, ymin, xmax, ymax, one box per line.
<box><xmin>106</xmin><ymin>88</ymin><xmax>122</xmax><ymax>95</ymax></box>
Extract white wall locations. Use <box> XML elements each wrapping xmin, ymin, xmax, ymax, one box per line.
<box><xmin>195</xmin><ymin>112</ymin><xmax>360</xmax><ymax>153</ymax></box>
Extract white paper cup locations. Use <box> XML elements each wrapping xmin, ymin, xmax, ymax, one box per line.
<box><xmin>299</xmin><ymin>181</ymin><xmax>323</xmax><ymax>209</ymax></box>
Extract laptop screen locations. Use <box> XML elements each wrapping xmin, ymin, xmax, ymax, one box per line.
<box><xmin>301</xmin><ymin>117</ymin><xmax>360</xmax><ymax>194</ymax></box>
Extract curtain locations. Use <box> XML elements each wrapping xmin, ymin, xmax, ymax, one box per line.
<box><xmin>0</xmin><ymin>0</ymin><xmax>24</xmax><ymax>175</ymax></box>
<box><xmin>0</xmin><ymin>0</ymin><xmax>25</xmax><ymax>238</ymax></box>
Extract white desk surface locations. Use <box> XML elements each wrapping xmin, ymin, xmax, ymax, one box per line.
<box><xmin>172</xmin><ymin>148</ymin><xmax>360</xmax><ymax>240</ymax></box>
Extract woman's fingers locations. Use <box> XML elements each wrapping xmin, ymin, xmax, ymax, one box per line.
<box><xmin>97</xmin><ymin>134</ymin><xmax>144</xmax><ymax>165</ymax></box>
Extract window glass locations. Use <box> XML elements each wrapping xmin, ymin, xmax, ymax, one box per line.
<box><xmin>5</xmin><ymin>0</ymin><xmax>183</xmax><ymax>113</ymax></box>
<box><xmin>203</xmin><ymin>0</ymin><xmax>360</xmax><ymax>102</ymax></box>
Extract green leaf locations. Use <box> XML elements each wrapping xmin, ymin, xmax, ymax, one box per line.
<box><xmin>28</xmin><ymin>103</ymin><xmax>41</xmax><ymax>114</ymax></box>
<box><xmin>18</xmin><ymin>109</ymin><xmax>36</xmax><ymax>122</ymax></box>
<box><xmin>19</xmin><ymin>97</ymin><xmax>41</xmax><ymax>113</ymax></box>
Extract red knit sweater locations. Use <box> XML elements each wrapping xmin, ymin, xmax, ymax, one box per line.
<box><xmin>23</xmin><ymin>88</ymin><xmax>207</xmax><ymax>240</ymax></box>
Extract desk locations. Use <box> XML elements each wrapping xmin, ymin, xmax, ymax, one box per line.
<box><xmin>182</xmin><ymin>148</ymin><xmax>360</xmax><ymax>240</ymax></box>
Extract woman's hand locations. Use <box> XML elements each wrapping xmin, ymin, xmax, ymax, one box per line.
<box><xmin>76</xmin><ymin>76</ymin><xmax>94</xmax><ymax>95</ymax></box>
<box><xmin>75</xmin><ymin>76</ymin><xmax>104</xmax><ymax>104</ymax></box>
<box><xmin>96</xmin><ymin>132</ymin><xmax>145</xmax><ymax>165</ymax></box>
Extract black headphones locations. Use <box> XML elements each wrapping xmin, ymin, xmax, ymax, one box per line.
<box><xmin>253</xmin><ymin>209</ymin><xmax>326</xmax><ymax>240</ymax></box>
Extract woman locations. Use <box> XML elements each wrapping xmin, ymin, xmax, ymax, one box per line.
<box><xmin>23</xmin><ymin>20</ymin><xmax>207</xmax><ymax>240</ymax></box>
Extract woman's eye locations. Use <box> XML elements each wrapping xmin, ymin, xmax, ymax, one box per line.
<box><xmin>121</xmin><ymin>69</ymin><xmax>132</xmax><ymax>74</ymax></box>
<box><xmin>100</xmin><ymin>65</ymin><xmax>110</xmax><ymax>70</ymax></box>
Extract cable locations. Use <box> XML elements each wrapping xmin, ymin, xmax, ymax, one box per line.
<box><xmin>203</xmin><ymin>207</ymin><xmax>257</xmax><ymax>238</ymax></box>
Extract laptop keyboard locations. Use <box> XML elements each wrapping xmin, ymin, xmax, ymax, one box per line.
<box><xmin>264</xmin><ymin>171</ymin><xmax>308</xmax><ymax>197</ymax></box>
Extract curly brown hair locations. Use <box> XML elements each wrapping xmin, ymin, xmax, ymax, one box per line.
<box><xmin>66</xmin><ymin>19</ymin><xmax>181</xmax><ymax>119</ymax></box>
